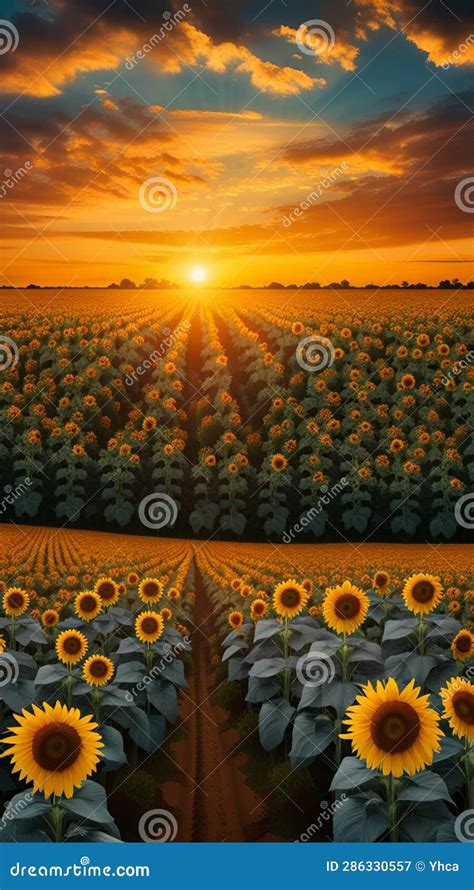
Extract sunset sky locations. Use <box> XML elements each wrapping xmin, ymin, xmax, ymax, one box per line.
<box><xmin>1</xmin><ymin>0</ymin><xmax>473</xmax><ymax>287</ymax></box>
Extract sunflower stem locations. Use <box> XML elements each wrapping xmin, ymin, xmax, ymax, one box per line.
<box><xmin>10</xmin><ymin>616</ymin><xmax>15</xmax><ymax>650</ymax></box>
<box><xmin>65</xmin><ymin>665</ymin><xmax>73</xmax><ymax>708</ymax></box>
<box><xmin>463</xmin><ymin>739</ymin><xmax>474</xmax><ymax>809</ymax></box>
<box><xmin>282</xmin><ymin>619</ymin><xmax>291</xmax><ymax>703</ymax></box>
<box><xmin>418</xmin><ymin>614</ymin><xmax>425</xmax><ymax>656</ymax></box>
<box><xmin>50</xmin><ymin>798</ymin><xmax>65</xmax><ymax>843</ymax></box>
<box><xmin>387</xmin><ymin>774</ymin><xmax>398</xmax><ymax>843</ymax></box>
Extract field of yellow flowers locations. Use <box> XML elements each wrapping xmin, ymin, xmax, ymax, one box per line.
<box><xmin>0</xmin><ymin>524</ymin><xmax>472</xmax><ymax>842</ymax></box>
<box><xmin>1</xmin><ymin>288</ymin><xmax>472</xmax><ymax>540</ymax></box>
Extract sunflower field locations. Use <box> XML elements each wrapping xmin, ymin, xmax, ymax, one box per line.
<box><xmin>1</xmin><ymin>288</ymin><xmax>472</xmax><ymax>541</ymax></box>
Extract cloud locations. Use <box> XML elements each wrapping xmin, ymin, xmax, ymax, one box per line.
<box><xmin>273</xmin><ymin>24</ymin><xmax>359</xmax><ymax>72</ymax></box>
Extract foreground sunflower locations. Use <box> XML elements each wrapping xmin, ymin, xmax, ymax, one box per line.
<box><xmin>273</xmin><ymin>580</ymin><xmax>309</xmax><ymax>620</ymax></box>
<box><xmin>138</xmin><ymin>577</ymin><xmax>164</xmax><ymax>605</ymax></box>
<box><xmin>440</xmin><ymin>677</ymin><xmax>474</xmax><ymax>742</ymax></box>
<box><xmin>74</xmin><ymin>590</ymin><xmax>102</xmax><ymax>622</ymax></box>
<box><xmin>322</xmin><ymin>581</ymin><xmax>369</xmax><ymax>635</ymax></box>
<box><xmin>94</xmin><ymin>577</ymin><xmax>119</xmax><ymax>608</ymax></box>
<box><xmin>0</xmin><ymin>634</ymin><xmax>6</xmax><ymax>654</ymax></box>
<box><xmin>41</xmin><ymin>609</ymin><xmax>59</xmax><ymax>628</ymax></box>
<box><xmin>341</xmin><ymin>678</ymin><xmax>443</xmax><ymax>776</ymax></box>
<box><xmin>56</xmin><ymin>629</ymin><xmax>88</xmax><ymax>665</ymax></box>
<box><xmin>402</xmin><ymin>573</ymin><xmax>443</xmax><ymax>614</ymax></box>
<box><xmin>3</xmin><ymin>588</ymin><xmax>29</xmax><ymax>617</ymax></box>
<box><xmin>135</xmin><ymin>611</ymin><xmax>164</xmax><ymax>644</ymax></box>
<box><xmin>373</xmin><ymin>571</ymin><xmax>391</xmax><ymax>597</ymax></box>
<box><xmin>83</xmin><ymin>655</ymin><xmax>114</xmax><ymax>687</ymax></box>
<box><xmin>451</xmin><ymin>629</ymin><xmax>474</xmax><ymax>662</ymax></box>
<box><xmin>1</xmin><ymin>701</ymin><xmax>103</xmax><ymax>799</ymax></box>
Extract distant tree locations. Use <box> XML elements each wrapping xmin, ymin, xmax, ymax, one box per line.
<box><xmin>119</xmin><ymin>278</ymin><xmax>136</xmax><ymax>289</ymax></box>
<box><xmin>26</xmin><ymin>283</ymin><xmax>40</xmax><ymax>288</ymax></box>
<box><xmin>107</xmin><ymin>282</ymin><xmax>120</xmax><ymax>289</ymax></box>
<box><xmin>140</xmin><ymin>277</ymin><xmax>159</xmax><ymax>289</ymax></box>
<box><xmin>401</xmin><ymin>281</ymin><xmax>409</xmax><ymax>288</ymax></box>
<box><xmin>340</xmin><ymin>279</ymin><xmax>350</xmax><ymax>288</ymax></box>
<box><xmin>267</xmin><ymin>281</ymin><xmax>285</xmax><ymax>289</ymax></box>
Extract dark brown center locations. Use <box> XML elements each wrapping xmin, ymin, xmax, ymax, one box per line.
<box><xmin>80</xmin><ymin>594</ymin><xmax>98</xmax><ymax>612</ymax></box>
<box><xmin>375</xmin><ymin>573</ymin><xmax>388</xmax><ymax>587</ymax></box>
<box><xmin>456</xmin><ymin>634</ymin><xmax>472</xmax><ymax>653</ymax></box>
<box><xmin>453</xmin><ymin>691</ymin><xmax>474</xmax><ymax>724</ymax></box>
<box><xmin>142</xmin><ymin>582</ymin><xmax>159</xmax><ymax>599</ymax></box>
<box><xmin>63</xmin><ymin>635</ymin><xmax>82</xmax><ymax>654</ymax></box>
<box><xmin>280</xmin><ymin>587</ymin><xmax>301</xmax><ymax>608</ymax></box>
<box><xmin>141</xmin><ymin>617</ymin><xmax>158</xmax><ymax>635</ymax></box>
<box><xmin>44</xmin><ymin>613</ymin><xmax>57</xmax><ymax>625</ymax></box>
<box><xmin>33</xmin><ymin>723</ymin><xmax>81</xmax><ymax>772</ymax></box>
<box><xmin>371</xmin><ymin>701</ymin><xmax>421</xmax><ymax>753</ymax></box>
<box><xmin>411</xmin><ymin>580</ymin><xmax>435</xmax><ymax>603</ymax></box>
<box><xmin>8</xmin><ymin>593</ymin><xmax>24</xmax><ymax>610</ymax></box>
<box><xmin>89</xmin><ymin>659</ymin><xmax>109</xmax><ymax>678</ymax></box>
<box><xmin>335</xmin><ymin>593</ymin><xmax>361</xmax><ymax>619</ymax></box>
<box><xmin>98</xmin><ymin>582</ymin><xmax>116</xmax><ymax>601</ymax></box>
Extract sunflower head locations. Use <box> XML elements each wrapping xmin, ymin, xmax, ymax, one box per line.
<box><xmin>250</xmin><ymin>598</ymin><xmax>268</xmax><ymax>621</ymax></box>
<box><xmin>135</xmin><ymin>611</ymin><xmax>164</xmax><ymax>644</ymax></box>
<box><xmin>273</xmin><ymin>579</ymin><xmax>309</xmax><ymax>620</ymax></box>
<box><xmin>83</xmin><ymin>655</ymin><xmax>114</xmax><ymax>687</ymax></box>
<box><xmin>341</xmin><ymin>677</ymin><xmax>444</xmax><ymax>776</ymax></box>
<box><xmin>451</xmin><ymin>629</ymin><xmax>474</xmax><ymax>662</ymax></box>
<box><xmin>373</xmin><ymin>571</ymin><xmax>390</xmax><ymax>597</ymax></box>
<box><xmin>41</xmin><ymin>609</ymin><xmax>59</xmax><ymax>628</ymax></box>
<box><xmin>3</xmin><ymin>588</ymin><xmax>29</xmax><ymax>617</ymax></box>
<box><xmin>402</xmin><ymin>573</ymin><xmax>443</xmax><ymax>614</ymax></box>
<box><xmin>322</xmin><ymin>580</ymin><xmax>369</xmax><ymax>635</ymax></box>
<box><xmin>440</xmin><ymin>676</ymin><xmax>474</xmax><ymax>742</ymax></box>
<box><xmin>301</xmin><ymin>578</ymin><xmax>313</xmax><ymax>594</ymax></box>
<box><xmin>161</xmin><ymin>607</ymin><xmax>173</xmax><ymax>622</ymax></box>
<box><xmin>0</xmin><ymin>700</ymin><xmax>103</xmax><ymax>799</ymax></box>
<box><xmin>56</xmin><ymin>629</ymin><xmax>88</xmax><ymax>665</ymax></box>
<box><xmin>138</xmin><ymin>578</ymin><xmax>164</xmax><ymax>604</ymax></box>
<box><xmin>271</xmin><ymin>453</ymin><xmax>287</xmax><ymax>472</ymax></box>
<box><xmin>127</xmin><ymin>572</ymin><xmax>139</xmax><ymax>586</ymax></box>
<box><xmin>94</xmin><ymin>577</ymin><xmax>119</xmax><ymax>607</ymax></box>
<box><xmin>228</xmin><ymin>610</ymin><xmax>244</xmax><ymax>630</ymax></box>
<box><xmin>74</xmin><ymin>590</ymin><xmax>102</xmax><ymax>622</ymax></box>
<box><xmin>0</xmin><ymin>634</ymin><xmax>6</xmax><ymax>654</ymax></box>
<box><xmin>167</xmin><ymin>587</ymin><xmax>180</xmax><ymax>600</ymax></box>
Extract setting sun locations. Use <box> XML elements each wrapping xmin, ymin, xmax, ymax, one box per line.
<box><xmin>189</xmin><ymin>265</ymin><xmax>208</xmax><ymax>285</ymax></box>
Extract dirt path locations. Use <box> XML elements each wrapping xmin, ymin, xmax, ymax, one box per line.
<box><xmin>161</xmin><ymin>576</ymin><xmax>269</xmax><ymax>842</ymax></box>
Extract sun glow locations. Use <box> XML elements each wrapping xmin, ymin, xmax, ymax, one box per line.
<box><xmin>189</xmin><ymin>265</ymin><xmax>207</xmax><ymax>285</ymax></box>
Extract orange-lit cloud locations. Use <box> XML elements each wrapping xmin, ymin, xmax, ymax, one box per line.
<box><xmin>273</xmin><ymin>24</ymin><xmax>359</xmax><ymax>72</ymax></box>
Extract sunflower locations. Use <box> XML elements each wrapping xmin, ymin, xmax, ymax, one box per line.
<box><xmin>341</xmin><ymin>678</ymin><xmax>443</xmax><ymax>776</ymax></box>
<box><xmin>127</xmin><ymin>572</ymin><xmax>139</xmax><ymax>586</ymax></box>
<box><xmin>250</xmin><ymin>599</ymin><xmax>268</xmax><ymax>621</ymax></box>
<box><xmin>74</xmin><ymin>590</ymin><xmax>102</xmax><ymax>622</ymax></box>
<box><xmin>0</xmin><ymin>634</ymin><xmax>6</xmax><ymax>654</ymax></box>
<box><xmin>273</xmin><ymin>579</ymin><xmax>309</xmax><ymax>620</ymax></box>
<box><xmin>322</xmin><ymin>581</ymin><xmax>369</xmax><ymax>635</ymax></box>
<box><xmin>167</xmin><ymin>587</ymin><xmax>180</xmax><ymax>600</ymax></box>
<box><xmin>41</xmin><ymin>609</ymin><xmax>59</xmax><ymax>628</ymax></box>
<box><xmin>56</xmin><ymin>629</ymin><xmax>88</xmax><ymax>665</ymax></box>
<box><xmin>135</xmin><ymin>611</ymin><xmax>164</xmax><ymax>644</ymax></box>
<box><xmin>94</xmin><ymin>577</ymin><xmax>119</xmax><ymax>607</ymax></box>
<box><xmin>402</xmin><ymin>573</ymin><xmax>443</xmax><ymax>614</ymax></box>
<box><xmin>228</xmin><ymin>610</ymin><xmax>244</xmax><ymax>630</ymax></box>
<box><xmin>271</xmin><ymin>453</ymin><xmax>288</xmax><ymax>472</ymax></box>
<box><xmin>138</xmin><ymin>577</ymin><xmax>164</xmax><ymax>605</ymax></box>
<box><xmin>373</xmin><ymin>571</ymin><xmax>390</xmax><ymax>597</ymax></box>
<box><xmin>440</xmin><ymin>677</ymin><xmax>474</xmax><ymax>741</ymax></box>
<box><xmin>3</xmin><ymin>588</ymin><xmax>29</xmax><ymax>617</ymax></box>
<box><xmin>451</xmin><ymin>629</ymin><xmax>474</xmax><ymax>662</ymax></box>
<box><xmin>1</xmin><ymin>701</ymin><xmax>103</xmax><ymax>799</ymax></box>
<box><xmin>83</xmin><ymin>655</ymin><xmax>114</xmax><ymax>687</ymax></box>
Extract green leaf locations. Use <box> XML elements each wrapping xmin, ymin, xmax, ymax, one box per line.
<box><xmin>398</xmin><ymin>771</ymin><xmax>453</xmax><ymax>804</ymax></box>
<box><xmin>330</xmin><ymin>757</ymin><xmax>380</xmax><ymax>791</ymax></box>
<box><xmin>259</xmin><ymin>699</ymin><xmax>295</xmax><ymax>751</ymax></box>
<box><xmin>115</xmin><ymin>661</ymin><xmax>145</xmax><ymax>684</ymax></box>
<box><xmin>34</xmin><ymin>664</ymin><xmax>68</xmax><ymax>685</ymax></box>
<box><xmin>249</xmin><ymin>657</ymin><xmax>286</xmax><ymax>679</ymax></box>
<box><xmin>382</xmin><ymin>618</ymin><xmax>418</xmax><ymax>641</ymax></box>
<box><xmin>333</xmin><ymin>794</ymin><xmax>388</xmax><ymax>842</ymax></box>
<box><xmin>61</xmin><ymin>781</ymin><xmax>111</xmax><ymax>824</ymax></box>
<box><xmin>289</xmin><ymin>714</ymin><xmax>333</xmax><ymax>768</ymax></box>
<box><xmin>100</xmin><ymin>725</ymin><xmax>127</xmax><ymax>770</ymax></box>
